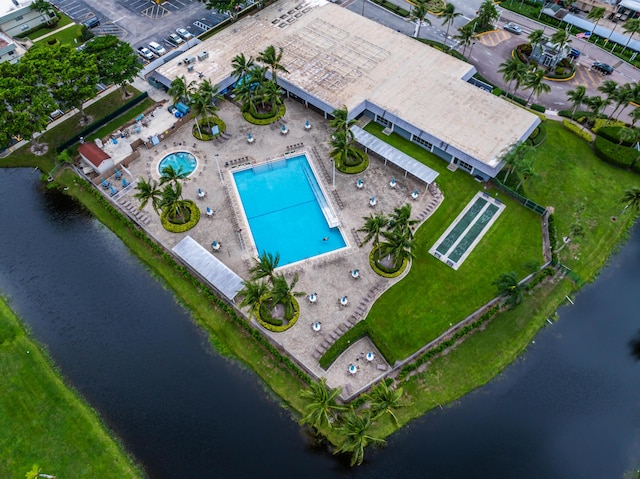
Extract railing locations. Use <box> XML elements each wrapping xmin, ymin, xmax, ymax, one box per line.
<box><xmin>301</xmin><ymin>161</ymin><xmax>341</xmax><ymax>228</ymax></box>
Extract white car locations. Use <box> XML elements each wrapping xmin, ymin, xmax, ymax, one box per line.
<box><xmin>137</xmin><ymin>46</ymin><xmax>154</xmax><ymax>61</ymax></box>
<box><xmin>167</xmin><ymin>33</ymin><xmax>184</xmax><ymax>47</ymax></box>
<box><xmin>148</xmin><ymin>41</ymin><xmax>167</xmax><ymax>56</ymax></box>
<box><xmin>176</xmin><ymin>28</ymin><xmax>194</xmax><ymax>41</ymax></box>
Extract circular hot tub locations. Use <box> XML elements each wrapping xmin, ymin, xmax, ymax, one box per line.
<box><xmin>158</xmin><ymin>151</ymin><xmax>198</xmax><ymax>177</ymax></box>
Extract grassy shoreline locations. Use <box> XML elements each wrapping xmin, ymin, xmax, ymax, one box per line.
<box><xmin>0</xmin><ymin>297</ymin><xmax>143</xmax><ymax>479</ymax></box>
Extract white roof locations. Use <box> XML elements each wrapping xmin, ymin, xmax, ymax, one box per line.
<box><xmin>157</xmin><ymin>0</ymin><xmax>538</xmax><ymax>168</ymax></box>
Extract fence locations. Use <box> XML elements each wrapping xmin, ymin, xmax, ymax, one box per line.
<box><xmin>492</xmin><ymin>178</ymin><xmax>547</xmax><ymax>215</ymax></box>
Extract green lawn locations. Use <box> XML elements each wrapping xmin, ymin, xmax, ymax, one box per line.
<box><xmin>0</xmin><ymin>299</ymin><xmax>142</xmax><ymax>479</ymax></box>
<box><xmin>363</xmin><ymin>123</ymin><xmax>542</xmax><ymax>360</ymax></box>
<box><xmin>34</xmin><ymin>25</ymin><xmax>83</xmax><ymax>46</ymax></box>
<box><xmin>27</xmin><ymin>14</ymin><xmax>74</xmax><ymax>40</ymax></box>
<box><xmin>522</xmin><ymin>121</ymin><xmax>640</xmax><ymax>280</ymax></box>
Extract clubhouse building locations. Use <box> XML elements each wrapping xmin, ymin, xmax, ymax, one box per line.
<box><xmin>153</xmin><ymin>0</ymin><xmax>540</xmax><ymax>180</ymax></box>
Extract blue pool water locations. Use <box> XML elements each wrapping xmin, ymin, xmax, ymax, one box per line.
<box><xmin>233</xmin><ymin>155</ymin><xmax>346</xmax><ymax>266</ymax></box>
<box><xmin>158</xmin><ymin>151</ymin><xmax>198</xmax><ymax>176</ymax></box>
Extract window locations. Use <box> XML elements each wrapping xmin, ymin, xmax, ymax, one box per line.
<box><xmin>14</xmin><ymin>15</ymin><xmax>23</xmax><ymax>21</ymax></box>
<box><xmin>413</xmin><ymin>136</ymin><xmax>433</xmax><ymax>150</ymax></box>
<box><xmin>456</xmin><ymin>159</ymin><xmax>473</xmax><ymax>172</ymax></box>
<box><xmin>376</xmin><ymin>115</ymin><xmax>389</xmax><ymax>126</ymax></box>
<box><xmin>20</xmin><ymin>24</ymin><xmax>29</xmax><ymax>31</ymax></box>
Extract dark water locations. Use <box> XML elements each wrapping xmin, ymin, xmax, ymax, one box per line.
<box><xmin>1</xmin><ymin>168</ymin><xmax>638</xmax><ymax>478</ymax></box>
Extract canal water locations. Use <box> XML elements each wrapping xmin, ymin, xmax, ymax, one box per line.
<box><xmin>1</xmin><ymin>168</ymin><xmax>638</xmax><ymax>478</ymax></box>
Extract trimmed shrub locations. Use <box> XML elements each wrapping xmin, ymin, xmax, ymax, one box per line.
<box><xmin>597</xmin><ymin>126</ymin><xmax>635</xmax><ymax>146</ymax></box>
<box><xmin>530</xmin><ymin>103</ymin><xmax>546</xmax><ymax>113</ymax></box>
<box><xmin>369</xmin><ymin>245</ymin><xmax>409</xmax><ymax>278</ymax></box>
<box><xmin>592</xmin><ymin>119</ymin><xmax>626</xmax><ymax>134</ymax></box>
<box><xmin>192</xmin><ymin>116</ymin><xmax>226</xmax><ymax>141</ymax></box>
<box><xmin>593</xmin><ymin>135</ymin><xmax>636</xmax><ymax>168</ymax></box>
<box><xmin>548</xmin><ymin>213</ymin><xmax>558</xmax><ymax>265</ymax></box>
<box><xmin>242</xmin><ymin>104</ymin><xmax>285</xmax><ymax>125</ymax></box>
<box><xmin>160</xmin><ymin>200</ymin><xmax>200</xmax><ymax>232</ymax></box>
<box><xmin>502</xmin><ymin>91</ymin><xmax>527</xmax><ymax>106</ymax></box>
<box><xmin>256</xmin><ymin>298</ymin><xmax>300</xmax><ymax>332</ymax></box>
<box><xmin>527</xmin><ymin>122</ymin><xmax>546</xmax><ymax>147</ymax></box>
<box><xmin>561</xmin><ymin>119</ymin><xmax>593</xmax><ymax>142</ymax></box>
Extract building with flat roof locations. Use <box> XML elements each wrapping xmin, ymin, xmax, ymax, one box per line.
<box><xmin>0</xmin><ymin>0</ymin><xmax>56</xmax><ymax>63</ymax></box>
<box><xmin>154</xmin><ymin>0</ymin><xmax>540</xmax><ymax>179</ymax></box>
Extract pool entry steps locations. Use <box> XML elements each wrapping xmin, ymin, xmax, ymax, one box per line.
<box><xmin>429</xmin><ymin>191</ymin><xmax>505</xmax><ymax>270</ymax></box>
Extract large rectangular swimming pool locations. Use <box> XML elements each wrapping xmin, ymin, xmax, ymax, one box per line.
<box><xmin>232</xmin><ymin>155</ymin><xmax>346</xmax><ymax>266</ymax></box>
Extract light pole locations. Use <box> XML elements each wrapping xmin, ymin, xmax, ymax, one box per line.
<box><xmin>332</xmin><ymin>158</ymin><xmax>336</xmax><ymax>188</ymax></box>
<box><xmin>469</xmin><ymin>40</ymin><xmax>477</xmax><ymax>58</ymax></box>
<box><xmin>361</xmin><ymin>0</ymin><xmax>366</xmax><ymax>17</ymax></box>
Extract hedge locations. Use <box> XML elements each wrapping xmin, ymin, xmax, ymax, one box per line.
<box><xmin>501</xmin><ymin>91</ymin><xmax>527</xmax><ymax>106</ymax></box>
<box><xmin>593</xmin><ymin>135</ymin><xmax>637</xmax><ymax>169</ymax></box>
<box><xmin>525</xmin><ymin>267</ymin><xmax>555</xmax><ymax>291</ymax></box>
<box><xmin>192</xmin><ymin>116</ymin><xmax>226</xmax><ymax>141</ymax></box>
<box><xmin>369</xmin><ymin>0</ymin><xmax>410</xmax><ymax>17</ymax></box>
<box><xmin>66</xmin><ymin>177</ymin><xmax>316</xmax><ymax>384</ymax></box>
<box><xmin>597</xmin><ymin>126</ymin><xmax>635</xmax><ymax>146</ymax></box>
<box><xmin>561</xmin><ymin>119</ymin><xmax>593</xmax><ymax>143</ymax></box>
<box><xmin>160</xmin><ymin>200</ymin><xmax>200</xmax><ymax>233</ymax></box>
<box><xmin>242</xmin><ymin>104</ymin><xmax>286</xmax><ymax>125</ymax></box>
<box><xmin>368</xmin><ymin>246</ymin><xmax>408</xmax><ymax>278</ymax></box>
<box><xmin>527</xmin><ymin>122</ymin><xmax>546</xmax><ymax>147</ymax></box>
<box><xmin>256</xmin><ymin>298</ymin><xmax>301</xmax><ymax>333</ymax></box>
<box><xmin>530</xmin><ymin>103</ymin><xmax>546</xmax><ymax>113</ymax></box>
<box><xmin>592</xmin><ymin>119</ymin><xmax>627</xmax><ymax>134</ymax></box>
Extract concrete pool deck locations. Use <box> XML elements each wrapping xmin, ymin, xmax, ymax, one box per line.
<box><xmin>109</xmin><ymin>97</ymin><xmax>444</xmax><ymax>398</ymax></box>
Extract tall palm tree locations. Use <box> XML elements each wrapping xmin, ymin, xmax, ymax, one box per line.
<box><xmin>630</xmin><ymin>107</ymin><xmax>640</xmax><ymax>127</ymax></box>
<box><xmin>611</xmin><ymin>83</ymin><xmax>634</xmax><ymax>120</ymax></box>
<box><xmin>379</xmin><ymin>228</ymin><xmax>415</xmax><ymax>269</ymax></box>
<box><xmin>620</xmin><ymin>187</ymin><xmax>640</xmax><ymax>212</ymax></box>
<box><xmin>329</xmin><ymin>130</ymin><xmax>362</xmax><ymax>168</ymax></box>
<box><xmin>389</xmin><ymin>203</ymin><xmax>418</xmax><ymax>238</ymax></box>
<box><xmin>133</xmin><ymin>177</ymin><xmax>162</xmax><ymax>213</ymax></box>
<box><xmin>476</xmin><ymin>0</ymin><xmax>499</xmax><ymax>29</ymax></box>
<box><xmin>527</xmin><ymin>29</ymin><xmax>545</xmax><ymax>58</ymax></box>
<box><xmin>197</xmin><ymin>78</ymin><xmax>223</xmax><ymax>108</ymax></box>
<box><xmin>501</xmin><ymin>142</ymin><xmax>532</xmax><ymax>183</ymax></box>
<box><xmin>441</xmin><ymin>3</ymin><xmax>461</xmax><ymax>48</ymax></box>
<box><xmin>621</xmin><ymin>18</ymin><xmax>640</xmax><ymax>54</ymax></box>
<box><xmin>259</xmin><ymin>80</ymin><xmax>284</xmax><ymax>112</ymax></box>
<box><xmin>238</xmin><ymin>279</ymin><xmax>269</xmax><ymax>319</ymax></box>
<box><xmin>524</xmin><ymin>68</ymin><xmax>551</xmax><ymax>104</ymax></box>
<box><xmin>234</xmin><ymin>80</ymin><xmax>256</xmax><ymax>113</ymax></box>
<box><xmin>492</xmin><ymin>272</ymin><xmax>523</xmax><ymax>307</ymax></box>
<box><xmin>498</xmin><ymin>58</ymin><xmax>529</xmax><ymax>96</ymax></box>
<box><xmin>299</xmin><ymin>377</ymin><xmax>346</xmax><ymax>429</ymax></box>
<box><xmin>249</xmin><ymin>251</ymin><xmax>280</xmax><ymax>283</ymax></box>
<box><xmin>366</xmin><ymin>381</ymin><xmax>405</xmax><ymax>426</ymax></box>
<box><xmin>586</xmin><ymin>95</ymin><xmax>611</xmax><ymax>119</ymax></box>
<box><xmin>168</xmin><ymin>75</ymin><xmax>190</xmax><ymax>105</ymax></box>
<box><xmin>159</xmin><ymin>182</ymin><xmax>189</xmax><ymax>223</ymax></box>
<box><xmin>515</xmin><ymin>157</ymin><xmax>535</xmax><ymax>191</ymax></box>
<box><xmin>454</xmin><ymin>23</ymin><xmax>478</xmax><ymax>57</ymax></box>
<box><xmin>358</xmin><ymin>212</ymin><xmax>388</xmax><ymax>252</ymax></box>
<box><xmin>566</xmin><ymin>85</ymin><xmax>587</xmax><ymax>120</ymax></box>
<box><xmin>159</xmin><ymin>164</ymin><xmax>189</xmax><ymax>187</ymax></box>
<box><xmin>269</xmin><ymin>273</ymin><xmax>305</xmax><ymax>320</ymax></box>
<box><xmin>597</xmin><ymin>79</ymin><xmax>619</xmax><ymax>119</ymax></box>
<box><xmin>334</xmin><ymin>410</ymin><xmax>385</xmax><ymax>467</ymax></box>
<box><xmin>256</xmin><ymin>45</ymin><xmax>288</xmax><ymax>85</ymax></box>
<box><xmin>549</xmin><ymin>29</ymin><xmax>571</xmax><ymax>56</ymax></box>
<box><xmin>586</xmin><ymin>7</ymin><xmax>606</xmax><ymax>43</ymax></box>
<box><xmin>410</xmin><ymin>0</ymin><xmax>431</xmax><ymax>39</ymax></box>
<box><xmin>231</xmin><ymin>53</ymin><xmax>255</xmax><ymax>82</ymax></box>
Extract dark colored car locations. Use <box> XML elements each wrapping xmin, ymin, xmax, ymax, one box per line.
<box><xmin>504</xmin><ymin>22</ymin><xmax>522</xmax><ymax>35</ymax></box>
<box><xmin>592</xmin><ymin>61</ymin><xmax>614</xmax><ymax>75</ymax></box>
<box><xmin>82</xmin><ymin>16</ymin><xmax>100</xmax><ymax>29</ymax></box>
<box><xmin>568</xmin><ymin>48</ymin><xmax>581</xmax><ymax>59</ymax></box>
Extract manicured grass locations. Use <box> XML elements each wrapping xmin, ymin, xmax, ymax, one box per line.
<box><xmin>522</xmin><ymin>121</ymin><xmax>639</xmax><ymax>280</ymax></box>
<box><xmin>27</xmin><ymin>14</ymin><xmax>74</xmax><ymax>40</ymax></box>
<box><xmin>0</xmin><ymin>298</ymin><xmax>142</xmax><ymax>479</ymax></box>
<box><xmin>363</xmin><ymin>123</ymin><xmax>542</xmax><ymax>360</ymax></box>
<box><xmin>34</xmin><ymin>25</ymin><xmax>82</xmax><ymax>46</ymax></box>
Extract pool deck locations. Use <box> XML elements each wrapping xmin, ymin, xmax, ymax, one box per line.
<box><xmin>108</xmin><ymin>97</ymin><xmax>444</xmax><ymax>399</ymax></box>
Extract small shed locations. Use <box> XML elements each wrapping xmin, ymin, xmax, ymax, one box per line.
<box><xmin>78</xmin><ymin>142</ymin><xmax>114</xmax><ymax>175</ymax></box>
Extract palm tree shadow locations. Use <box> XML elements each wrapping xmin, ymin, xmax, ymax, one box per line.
<box><xmin>629</xmin><ymin>330</ymin><xmax>640</xmax><ymax>361</ymax></box>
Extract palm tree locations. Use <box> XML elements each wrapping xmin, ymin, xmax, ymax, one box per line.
<box><xmin>566</xmin><ymin>85</ymin><xmax>587</xmax><ymax>120</ymax></box>
<box><xmin>441</xmin><ymin>3</ymin><xmax>461</xmax><ymax>48</ymax></box>
<box><xmin>611</xmin><ymin>83</ymin><xmax>634</xmax><ymax>120</ymax></box>
<box><xmin>299</xmin><ymin>377</ymin><xmax>346</xmax><ymax>429</ymax></box>
<box><xmin>586</xmin><ymin>7</ymin><xmax>606</xmax><ymax>43</ymax></box>
<box><xmin>389</xmin><ymin>203</ymin><xmax>418</xmax><ymax>238</ymax></box>
<box><xmin>620</xmin><ymin>187</ymin><xmax>640</xmax><ymax>212</ymax></box>
<box><xmin>493</xmin><ymin>272</ymin><xmax>524</xmax><ymax>307</ymax></box>
<box><xmin>366</xmin><ymin>381</ymin><xmax>405</xmax><ymax>426</ymax></box>
<box><xmin>159</xmin><ymin>164</ymin><xmax>189</xmax><ymax>187</ymax></box>
<box><xmin>358</xmin><ymin>212</ymin><xmax>388</xmax><ymax>252</ymax></box>
<box><xmin>256</xmin><ymin>45</ymin><xmax>288</xmax><ymax>85</ymax></box>
<box><xmin>527</xmin><ymin>29</ymin><xmax>545</xmax><ymax>58</ymax></box>
<box><xmin>234</xmin><ymin>80</ymin><xmax>256</xmax><ymax>113</ymax></box>
<box><xmin>231</xmin><ymin>53</ymin><xmax>255</xmax><ymax>82</ymax></box>
<box><xmin>498</xmin><ymin>58</ymin><xmax>529</xmax><ymax>96</ymax></box>
<box><xmin>621</xmin><ymin>18</ymin><xmax>640</xmax><ymax>55</ymax></box>
<box><xmin>334</xmin><ymin>410</ymin><xmax>385</xmax><ymax>467</ymax></box>
<box><xmin>454</xmin><ymin>23</ymin><xmax>478</xmax><ymax>57</ymax></box>
<box><xmin>168</xmin><ymin>75</ymin><xmax>190</xmax><ymax>105</ymax></box>
<box><xmin>515</xmin><ymin>157</ymin><xmax>535</xmax><ymax>191</ymax></box>
<box><xmin>238</xmin><ymin>279</ymin><xmax>269</xmax><ymax>319</ymax></box>
<box><xmin>597</xmin><ymin>79</ymin><xmax>619</xmax><ymax>119</ymax></box>
<box><xmin>379</xmin><ymin>228</ymin><xmax>415</xmax><ymax>269</ymax></box>
<box><xmin>410</xmin><ymin>0</ymin><xmax>431</xmax><ymax>38</ymax></box>
<box><xmin>268</xmin><ymin>273</ymin><xmax>305</xmax><ymax>320</ymax></box>
<box><xmin>476</xmin><ymin>0</ymin><xmax>499</xmax><ymax>29</ymax></box>
<box><xmin>586</xmin><ymin>95</ymin><xmax>611</xmax><ymax>120</ymax></box>
<box><xmin>159</xmin><ymin>182</ymin><xmax>189</xmax><ymax>223</ymax></box>
<box><xmin>259</xmin><ymin>80</ymin><xmax>284</xmax><ymax>112</ymax></box>
<box><xmin>524</xmin><ymin>68</ymin><xmax>550</xmax><ymax>104</ymax></box>
<box><xmin>133</xmin><ymin>177</ymin><xmax>162</xmax><ymax>213</ymax></box>
<box><xmin>249</xmin><ymin>251</ymin><xmax>280</xmax><ymax>283</ymax></box>
<box><xmin>500</xmin><ymin>141</ymin><xmax>532</xmax><ymax>183</ymax></box>
<box><xmin>630</xmin><ymin>107</ymin><xmax>640</xmax><ymax>127</ymax></box>
<box><xmin>330</xmin><ymin>130</ymin><xmax>362</xmax><ymax>168</ymax></box>
<box><xmin>550</xmin><ymin>29</ymin><xmax>571</xmax><ymax>54</ymax></box>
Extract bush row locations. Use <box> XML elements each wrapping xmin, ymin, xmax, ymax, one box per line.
<box><xmin>241</xmin><ymin>104</ymin><xmax>286</xmax><ymax>125</ymax></box>
<box><xmin>160</xmin><ymin>200</ymin><xmax>200</xmax><ymax>233</ymax></box>
<box><xmin>597</xmin><ymin>126</ymin><xmax>635</xmax><ymax>146</ymax></box>
<box><xmin>397</xmin><ymin>305</ymin><xmax>501</xmax><ymax>381</ymax></box>
<box><xmin>368</xmin><ymin>0</ymin><xmax>410</xmax><ymax>17</ymax></box>
<box><xmin>593</xmin><ymin>135</ymin><xmax>637</xmax><ymax>169</ymax></box>
<box><xmin>561</xmin><ymin>119</ymin><xmax>593</xmax><ymax>143</ymax></box>
<box><xmin>527</xmin><ymin>122</ymin><xmax>546</xmax><ymax>147</ymax></box>
<box><xmin>76</xmin><ymin>176</ymin><xmax>313</xmax><ymax>385</ymax></box>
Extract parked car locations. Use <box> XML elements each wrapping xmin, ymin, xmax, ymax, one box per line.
<box><xmin>592</xmin><ymin>61</ymin><xmax>614</xmax><ymax>75</ymax></box>
<box><xmin>504</xmin><ymin>22</ymin><xmax>522</xmax><ymax>34</ymax></box>
<box><xmin>148</xmin><ymin>41</ymin><xmax>167</xmax><ymax>56</ymax></box>
<box><xmin>166</xmin><ymin>33</ymin><xmax>184</xmax><ymax>47</ymax></box>
<box><xmin>568</xmin><ymin>48</ymin><xmax>581</xmax><ymax>59</ymax></box>
<box><xmin>82</xmin><ymin>16</ymin><xmax>100</xmax><ymax>29</ymax></box>
<box><xmin>176</xmin><ymin>27</ymin><xmax>194</xmax><ymax>41</ymax></box>
<box><xmin>137</xmin><ymin>46</ymin><xmax>155</xmax><ymax>61</ymax></box>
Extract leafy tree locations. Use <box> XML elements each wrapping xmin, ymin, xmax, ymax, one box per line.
<box><xmin>199</xmin><ymin>0</ymin><xmax>244</xmax><ymax>20</ymax></box>
<box><xmin>334</xmin><ymin>410</ymin><xmax>385</xmax><ymax>466</ymax></box>
<box><xmin>454</xmin><ymin>23</ymin><xmax>478</xmax><ymax>57</ymax></box>
<box><xmin>514</xmin><ymin>157</ymin><xmax>535</xmax><ymax>191</ymax></box>
<box><xmin>389</xmin><ymin>203</ymin><xmax>418</xmax><ymax>238</ymax></box>
<box><xmin>299</xmin><ymin>377</ymin><xmax>346</xmax><ymax>429</ymax></box>
<box><xmin>550</xmin><ymin>29</ymin><xmax>571</xmax><ymax>53</ymax></box>
<box><xmin>586</xmin><ymin>95</ymin><xmax>611</xmax><ymax>119</ymax></box>
<box><xmin>159</xmin><ymin>164</ymin><xmax>189</xmax><ymax>187</ymax></box>
<box><xmin>268</xmin><ymin>273</ymin><xmax>305</xmax><ymax>319</ymax></box>
<box><xmin>249</xmin><ymin>251</ymin><xmax>280</xmax><ymax>282</ymax></box>
<box><xmin>597</xmin><ymin>79</ymin><xmax>619</xmax><ymax>119</ymax></box>
<box><xmin>256</xmin><ymin>45</ymin><xmax>288</xmax><ymax>85</ymax></box>
<box><xmin>410</xmin><ymin>0</ymin><xmax>431</xmax><ymax>38</ymax></box>
<box><xmin>358</xmin><ymin>212</ymin><xmax>388</xmax><ymax>252</ymax></box>
<box><xmin>528</xmin><ymin>29</ymin><xmax>545</xmax><ymax>55</ymax></box>
<box><xmin>586</xmin><ymin>7</ymin><xmax>606</xmax><ymax>43</ymax></box>
<box><xmin>330</xmin><ymin>106</ymin><xmax>356</xmax><ymax>139</ymax></box>
<box><xmin>621</xmin><ymin>18</ymin><xmax>640</xmax><ymax>54</ymax></box>
<box><xmin>630</xmin><ymin>107</ymin><xmax>640</xmax><ymax>127</ymax></box>
<box><xmin>238</xmin><ymin>278</ymin><xmax>269</xmax><ymax>319</ymax></box>
<box><xmin>366</xmin><ymin>381</ymin><xmax>405</xmax><ymax>426</ymax></box>
<box><xmin>566</xmin><ymin>85</ymin><xmax>587</xmax><ymax>120</ymax></box>
<box><xmin>134</xmin><ymin>177</ymin><xmax>162</xmax><ymax>213</ymax></box>
<box><xmin>500</xmin><ymin>141</ymin><xmax>533</xmax><ymax>183</ymax></box>
<box><xmin>441</xmin><ymin>3</ymin><xmax>461</xmax><ymax>48</ymax></box>
<box><xmin>168</xmin><ymin>75</ymin><xmax>194</xmax><ymax>105</ymax></box>
<box><xmin>329</xmin><ymin>130</ymin><xmax>363</xmax><ymax>168</ymax></box>
<box><xmin>611</xmin><ymin>83</ymin><xmax>634</xmax><ymax>120</ymax></box>
<box><xmin>83</xmin><ymin>35</ymin><xmax>142</xmax><ymax>96</ymax></box>
<box><xmin>231</xmin><ymin>53</ymin><xmax>255</xmax><ymax>82</ymax></box>
<box><xmin>476</xmin><ymin>0</ymin><xmax>499</xmax><ymax>30</ymax></box>
<box><xmin>379</xmin><ymin>228</ymin><xmax>415</xmax><ymax>269</ymax></box>
<box><xmin>159</xmin><ymin>181</ymin><xmax>189</xmax><ymax>223</ymax></box>
<box><xmin>498</xmin><ymin>58</ymin><xmax>529</xmax><ymax>96</ymax></box>
<box><xmin>620</xmin><ymin>187</ymin><xmax>640</xmax><ymax>212</ymax></box>
<box><xmin>493</xmin><ymin>272</ymin><xmax>524</xmax><ymax>307</ymax></box>
<box><xmin>524</xmin><ymin>68</ymin><xmax>550</xmax><ymax>104</ymax></box>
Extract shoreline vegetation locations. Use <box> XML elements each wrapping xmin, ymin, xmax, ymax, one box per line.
<box><xmin>1</xmin><ymin>88</ymin><xmax>638</xmax><ymax>470</ymax></box>
<box><xmin>0</xmin><ymin>298</ymin><xmax>143</xmax><ymax>479</ymax></box>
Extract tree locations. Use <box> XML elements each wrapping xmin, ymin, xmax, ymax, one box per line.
<box><xmin>329</xmin><ymin>130</ymin><xmax>363</xmax><ymax>168</ymax></box>
<box><xmin>549</xmin><ymin>29</ymin><xmax>571</xmax><ymax>55</ymax></box>
<box><xmin>358</xmin><ymin>212</ymin><xmax>388</xmax><ymax>251</ymax></box>
<box><xmin>84</xmin><ymin>35</ymin><xmax>142</xmax><ymax>96</ymax></box>
<box><xmin>199</xmin><ymin>0</ymin><xmax>244</xmax><ymax>20</ymax></box>
<box><xmin>366</xmin><ymin>381</ymin><xmax>405</xmax><ymax>426</ymax></box>
<box><xmin>268</xmin><ymin>272</ymin><xmax>305</xmax><ymax>319</ymax></box>
<box><xmin>498</xmin><ymin>58</ymin><xmax>529</xmax><ymax>96</ymax></box>
<box><xmin>389</xmin><ymin>203</ymin><xmax>418</xmax><ymax>238</ymax></box>
<box><xmin>524</xmin><ymin>68</ymin><xmax>550</xmax><ymax>104</ymax></box>
<box><xmin>134</xmin><ymin>177</ymin><xmax>162</xmax><ymax>213</ymax></box>
<box><xmin>159</xmin><ymin>164</ymin><xmax>189</xmax><ymax>187</ymax></box>
<box><xmin>566</xmin><ymin>85</ymin><xmax>587</xmax><ymax>120</ymax></box>
<box><xmin>611</xmin><ymin>83</ymin><xmax>634</xmax><ymax>120</ymax></box>
<box><xmin>618</xmin><ymin>128</ymin><xmax>640</xmax><ymax>166</ymax></box>
<box><xmin>256</xmin><ymin>45</ymin><xmax>288</xmax><ymax>85</ymax></box>
<box><xmin>299</xmin><ymin>377</ymin><xmax>346</xmax><ymax>429</ymax></box>
<box><xmin>500</xmin><ymin>142</ymin><xmax>532</xmax><ymax>183</ymax></box>
<box><xmin>249</xmin><ymin>251</ymin><xmax>280</xmax><ymax>282</ymax></box>
<box><xmin>620</xmin><ymin>187</ymin><xmax>640</xmax><ymax>212</ymax></box>
<box><xmin>630</xmin><ymin>107</ymin><xmax>640</xmax><ymax>127</ymax></box>
<box><xmin>476</xmin><ymin>0</ymin><xmax>499</xmax><ymax>29</ymax></box>
<box><xmin>410</xmin><ymin>0</ymin><xmax>431</xmax><ymax>38</ymax></box>
<box><xmin>514</xmin><ymin>157</ymin><xmax>535</xmax><ymax>191</ymax></box>
<box><xmin>454</xmin><ymin>23</ymin><xmax>478</xmax><ymax>57</ymax></box>
<box><xmin>441</xmin><ymin>3</ymin><xmax>461</xmax><ymax>48</ymax></box>
<box><xmin>586</xmin><ymin>7</ymin><xmax>606</xmax><ymax>43</ymax></box>
<box><xmin>379</xmin><ymin>227</ymin><xmax>415</xmax><ymax>269</ymax></box>
<box><xmin>168</xmin><ymin>75</ymin><xmax>195</xmax><ymax>105</ymax></box>
<box><xmin>586</xmin><ymin>95</ymin><xmax>611</xmax><ymax>119</ymax></box>
<box><xmin>334</xmin><ymin>410</ymin><xmax>385</xmax><ymax>467</ymax></box>
<box><xmin>493</xmin><ymin>272</ymin><xmax>524</xmax><ymax>307</ymax></box>
<box><xmin>159</xmin><ymin>181</ymin><xmax>189</xmax><ymax>223</ymax></box>
<box><xmin>597</xmin><ymin>79</ymin><xmax>619</xmax><ymax>119</ymax></box>
<box><xmin>330</xmin><ymin>106</ymin><xmax>356</xmax><ymax>139</ymax></box>
<box><xmin>231</xmin><ymin>53</ymin><xmax>255</xmax><ymax>82</ymax></box>
<box><xmin>621</xmin><ymin>18</ymin><xmax>640</xmax><ymax>54</ymax></box>
<box><xmin>528</xmin><ymin>29</ymin><xmax>545</xmax><ymax>55</ymax></box>
<box><xmin>238</xmin><ymin>278</ymin><xmax>269</xmax><ymax>319</ymax></box>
